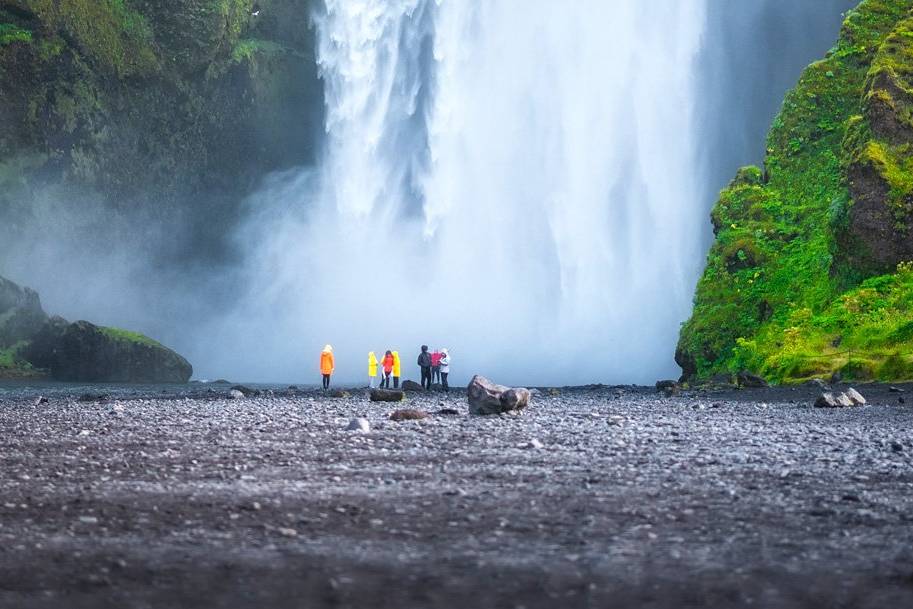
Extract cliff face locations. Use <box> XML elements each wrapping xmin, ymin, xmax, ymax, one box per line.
<box><xmin>678</xmin><ymin>0</ymin><xmax>913</xmax><ymax>384</ymax></box>
<box><xmin>0</xmin><ymin>0</ymin><xmax>322</xmax><ymax>247</ymax></box>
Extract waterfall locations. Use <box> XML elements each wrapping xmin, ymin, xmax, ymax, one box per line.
<box><xmin>234</xmin><ymin>0</ymin><xmax>708</xmax><ymax>385</ymax></box>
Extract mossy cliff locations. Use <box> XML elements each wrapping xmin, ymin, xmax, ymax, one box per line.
<box><xmin>0</xmin><ymin>0</ymin><xmax>321</xmax><ymax>236</ymax></box>
<box><xmin>678</xmin><ymin>0</ymin><xmax>913</xmax><ymax>384</ymax></box>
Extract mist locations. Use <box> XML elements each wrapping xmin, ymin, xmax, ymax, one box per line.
<box><xmin>0</xmin><ymin>0</ymin><xmax>855</xmax><ymax>386</ymax></box>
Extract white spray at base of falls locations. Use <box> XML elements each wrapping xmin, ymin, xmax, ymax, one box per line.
<box><xmin>224</xmin><ymin>0</ymin><xmax>708</xmax><ymax>385</ymax></box>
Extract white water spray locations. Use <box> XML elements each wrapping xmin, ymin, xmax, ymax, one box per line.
<box><xmin>223</xmin><ymin>0</ymin><xmax>708</xmax><ymax>385</ymax></box>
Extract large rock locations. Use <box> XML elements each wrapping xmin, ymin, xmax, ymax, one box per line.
<box><xmin>0</xmin><ymin>276</ymin><xmax>49</xmax><ymax>348</ymax></box>
<box><xmin>401</xmin><ymin>380</ymin><xmax>424</xmax><ymax>392</ymax></box>
<box><xmin>467</xmin><ymin>375</ymin><xmax>531</xmax><ymax>415</ymax></box>
<box><xmin>27</xmin><ymin>320</ymin><xmax>192</xmax><ymax>383</ymax></box>
<box><xmin>370</xmin><ymin>389</ymin><xmax>405</xmax><ymax>402</ymax></box>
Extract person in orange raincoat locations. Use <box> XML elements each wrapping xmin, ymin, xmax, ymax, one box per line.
<box><xmin>320</xmin><ymin>345</ymin><xmax>335</xmax><ymax>390</ymax></box>
<box><xmin>379</xmin><ymin>350</ymin><xmax>394</xmax><ymax>389</ymax></box>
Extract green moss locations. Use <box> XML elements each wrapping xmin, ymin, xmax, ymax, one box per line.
<box><xmin>0</xmin><ymin>23</ymin><xmax>32</xmax><ymax>46</ymax></box>
<box><xmin>679</xmin><ymin>0</ymin><xmax>913</xmax><ymax>383</ymax></box>
<box><xmin>100</xmin><ymin>326</ymin><xmax>165</xmax><ymax>349</ymax></box>
<box><xmin>25</xmin><ymin>0</ymin><xmax>158</xmax><ymax>76</ymax></box>
<box><xmin>0</xmin><ymin>341</ymin><xmax>31</xmax><ymax>370</ymax></box>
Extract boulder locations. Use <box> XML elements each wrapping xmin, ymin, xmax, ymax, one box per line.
<box><xmin>467</xmin><ymin>375</ymin><xmax>531</xmax><ymax>415</ymax></box>
<box><xmin>401</xmin><ymin>380</ymin><xmax>424</xmax><ymax>392</ymax></box>
<box><xmin>815</xmin><ymin>390</ymin><xmax>863</xmax><ymax>408</ymax></box>
<box><xmin>736</xmin><ymin>371</ymin><xmax>768</xmax><ymax>388</ymax></box>
<box><xmin>28</xmin><ymin>320</ymin><xmax>192</xmax><ymax>383</ymax></box>
<box><xmin>846</xmin><ymin>387</ymin><xmax>866</xmax><ymax>406</ymax></box>
<box><xmin>389</xmin><ymin>409</ymin><xmax>428</xmax><ymax>421</ymax></box>
<box><xmin>329</xmin><ymin>389</ymin><xmax>350</xmax><ymax>398</ymax></box>
<box><xmin>370</xmin><ymin>389</ymin><xmax>405</xmax><ymax>402</ymax></box>
<box><xmin>228</xmin><ymin>389</ymin><xmax>245</xmax><ymax>400</ymax></box>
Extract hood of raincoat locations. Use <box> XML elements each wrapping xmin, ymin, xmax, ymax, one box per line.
<box><xmin>323</xmin><ymin>344</ymin><xmax>333</xmax><ymax>353</ymax></box>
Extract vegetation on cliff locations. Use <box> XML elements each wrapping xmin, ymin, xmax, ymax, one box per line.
<box><xmin>0</xmin><ymin>0</ymin><xmax>321</xmax><ymax>255</ymax></box>
<box><xmin>678</xmin><ymin>0</ymin><xmax>913</xmax><ymax>384</ymax></box>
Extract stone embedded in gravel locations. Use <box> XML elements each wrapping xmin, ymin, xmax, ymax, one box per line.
<box><xmin>34</xmin><ymin>396</ymin><xmax>48</xmax><ymax>406</ymax></box>
<box><xmin>231</xmin><ymin>385</ymin><xmax>259</xmax><ymax>397</ymax></box>
<box><xmin>401</xmin><ymin>380</ymin><xmax>424</xmax><ymax>392</ymax></box>
<box><xmin>346</xmin><ymin>418</ymin><xmax>371</xmax><ymax>432</ymax></box>
<box><xmin>523</xmin><ymin>439</ymin><xmax>544</xmax><ymax>449</ymax></box>
<box><xmin>845</xmin><ymin>387</ymin><xmax>866</xmax><ymax>406</ymax></box>
<box><xmin>436</xmin><ymin>408</ymin><xmax>460</xmax><ymax>416</ymax></box>
<box><xmin>370</xmin><ymin>389</ymin><xmax>404</xmax><ymax>402</ymax></box>
<box><xmin>228</xmin><ymin>390</ymin><xmax>245</xmax><ymax>400</ymax></box>
<box><xmin>277</xmin><ymin>527</ymin><xmax>298</xmax><ymax>537</ymax></box>
<box><xmin>467</xmin><ymin>375</ymin><xmax>531</xmax><ymax>415</ymax></box>
<box><xmin>891</xmin><ymin>441</ymin><xmax>904</xmax><ymax>452</ymax></box>
<box><xmin>389</xmin><ymin>409</ymin><xmax>428</xmax><ymax>421</ymax></box>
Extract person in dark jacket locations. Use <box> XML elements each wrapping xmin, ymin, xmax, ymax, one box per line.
<box><xmin>417</xmin><ymin>345</ymin><xmax>433</xmax><ymax>390</ymax></box>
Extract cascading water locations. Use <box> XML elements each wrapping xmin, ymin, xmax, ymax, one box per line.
<box><xmin>204</xmin><ymin>0</ymin><xmax>850</xmax><ymax>385</ymax></box>
<box><xmin>228</xmin><ymin>0</ymin><xmax>707</xmax><ymax>385</ymax></box>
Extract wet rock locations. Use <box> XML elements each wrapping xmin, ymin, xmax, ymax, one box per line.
<box><xmin>467</xmin><ymin>375</ymin><xmax>531</xmax><ymax>415</ymax></box>
<box><xmin>346</xmin><ymin>418</ymin><xmax>371</xmax><ymax>432</ymax></box>
<box><xmin>401</xmin><ymin>380</ymin><xmax>424</xmax><ymax>392</ymax></box>
<box><xmin>891</xmin><ymin>441</ymin><xmax>904</xmax><ymax>452</ymax></box>
<box><xmin>736</xmin><ymin>371</ymin><xmax>768</xmax><ymax>388</ymax></box>
<box><xmin>370</xmin><ymin>389</ymin><xmax>404</xmax><ymax>402</ymax></box>
<box><xmin>330</xmin><ymin>389</ymin><xmax>350</xmax><ymax>398</ymax></box>
<box><xmin>389</xmin><ymin>409</ymin><xmax>428</xmax><ymax>421</ymax></box>
<box><xmin>889</xmin><ymin>386</ymin><xmax>905</xmax><ymax>393</ymax></box>
<box><xmin>228</xmin><ymin>390</ymin><xmax>245</xmax><ymax>400</ymax></box>
<box><xmin>436</xmin><ymin>408</ymin><xmax>460</xmax><ymax>416</ymax></box>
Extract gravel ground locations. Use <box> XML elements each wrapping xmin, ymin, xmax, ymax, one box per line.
<box><xmin>1</xmin><ymin>382</ymin><xmax>912</xmax><ymax>609</ymax></box>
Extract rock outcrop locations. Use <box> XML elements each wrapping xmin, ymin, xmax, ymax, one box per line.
<box><xmin>1</xmin><ymin>275</ymin><xmax>193</xmax><ymax>383</ymax></box>
<box><xmin>467</xmin><ymin>375</ymin><xmax>531</xmax><ymax>415</ymax></box>
<box><xmin>0</xmin><ymin>276</ymin><xmax>48</xmax><ymax>348</ymax></box>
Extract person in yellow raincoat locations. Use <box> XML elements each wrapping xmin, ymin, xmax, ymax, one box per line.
<box><xmin>368</xmin><ymin>351</ymin><xmax>378</xmax><ymax>388</ymax></box>
<box><xmin>392</xmin><ymin>350</ymin><xmax>402</xmax><ymax>389</ymax></box>
<box><xmin>320</xmin><ymin>345</ymin><xmax>334</xmax><ymax>390</ymax></box>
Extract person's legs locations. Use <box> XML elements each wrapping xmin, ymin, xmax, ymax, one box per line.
<box><xmin>442</xmin><ymin>372</ymin><xmax>449</xmax><ymax>392</ymax></box>
<box><xmin>322</xmin><ymin>374</ymin><xmax>330</xmax><ymax>389</ymax></box>
<box><xmin>370</xmin><ymin>375</ymin><xmax>375</xmax><ymax>388</ymax></box>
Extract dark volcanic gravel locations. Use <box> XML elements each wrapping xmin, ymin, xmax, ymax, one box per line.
<box><xmin>1</xmin><ymin>383</ymin><xmax>913</xmax><ymax>608</ymax></box>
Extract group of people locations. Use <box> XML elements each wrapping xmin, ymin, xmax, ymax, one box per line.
<box><xmin>319</xmin><ymin>344</ymin><xmax>451</xmax><ymax>392</ymax></box>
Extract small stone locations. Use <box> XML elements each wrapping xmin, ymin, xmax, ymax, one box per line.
<box><xmin>436</xmin><ymin>408</ymin><xmax>460</xmax><ymax>416</ymax></box>
<box><xmin>277</xmin><ymin>527</ymin><xmax>298</xmax><ymax>537</ymax></box>
<box><xmin>523</xmin><ymin>439</ymin><xmax>544</xmax><ymax>450</ymax></box>
<box><xmin>78</xmin><ymin>516</ymin><xmax>98</xmax><ymax>524</ymax></box>
<box><xmin>891</xmin><ymin>441</ymin><xmax>904</xmax><ymax>453</ymax></box>
<box><xmin>389</xmin><ymin>409</ymin><xmax>428</xmax><ymax>421</ymax></box>
<box><xmin>346</xmin><ymin>418</ymin><xmax>371</xmax><ymax>433</ymax></box>
<box><xmin>34</xmin><ymin>396</ymin><xmax>49</xmax><ymax>406</ymax></box>
<box><xmin>889</xmin><ymin>386</ymin><xmax>905</xmax><ymax>393</ymax></box>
